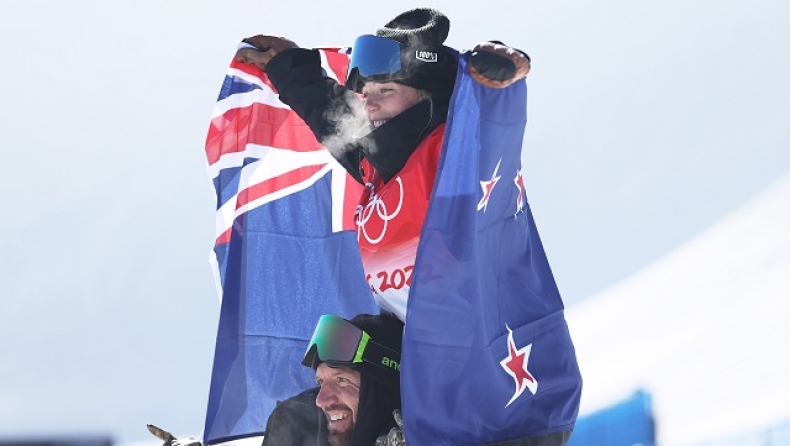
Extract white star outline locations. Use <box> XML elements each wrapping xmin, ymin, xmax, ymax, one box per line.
<box><xmin>477</xmin><ymin>159</ymin><xmax>502</xmax><ymax>212</ymax></box>
<box><xmin>499</xmin><ymin>324</ymin><xmax>538</xmax><ymax>407</ymax></box>
<box><xmin>514</xmin><ymin>169</ymin><xmax>525</xmax><ymax>217</ymax></box>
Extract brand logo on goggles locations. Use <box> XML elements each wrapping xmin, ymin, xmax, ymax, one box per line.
<box><xmin>415</xmin><ymin>50</ymin><xmax>438</xmax><ymax>63</ymax></box>
<box><xmin>381</xmin><ymin>356</ymin><xmax>400</xmax><ymax>371</ymax></box>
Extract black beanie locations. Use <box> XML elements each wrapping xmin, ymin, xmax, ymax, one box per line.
<box><xmin>368</xmin><ymin>8</ymin><xmax>458</xmax><ymax>104</ymax></box>
<box><xmin>375</xmin><ymin>7</ymin><xmax>449</xmax><ymax>48</ymax></box>
<box><xmin>347</xmin><ymin>313</ymin><xmax>404</xmax><ymax>446</ymax></box>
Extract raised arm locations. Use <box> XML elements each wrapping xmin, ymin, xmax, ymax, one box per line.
<box><xmin>235</xmin><ymin>35</ymin><xmax>365</xmax><ymax>150</ymax></box>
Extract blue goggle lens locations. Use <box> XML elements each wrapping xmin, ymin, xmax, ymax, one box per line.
<box><xmin>347</xmin><ymin>34</ymin><xmax>402</xmax><ymax>81</ymax></box>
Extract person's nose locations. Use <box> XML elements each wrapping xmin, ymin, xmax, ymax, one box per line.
<box><xmin>315</xmin><ymin>383</ymin><xmax>338</xmax><ymax>409</ymax></box>
<box><xmin>364</xmin><ymin>95</ymin><xmax>380</xmax><ymax>114</ymax></box>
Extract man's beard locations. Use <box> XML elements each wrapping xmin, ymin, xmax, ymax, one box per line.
<box><xmin>325</xmin><ymin>404</ymin><xmax>355</xmax><ymax>446</ymax></box>
<box><xmin>327</xmin><ymin>426</ymin><xmax>353</xmax><ymax>446</ymax></box>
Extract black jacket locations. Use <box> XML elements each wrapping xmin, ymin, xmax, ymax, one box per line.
<box><xmin>261</xmin><ymin>387</ymin><xmax>329</xmax><ymax>446</ymax></box>
<box><xmin>489</xmin><ymin>430</ymin><xmax>573</xmax><ymax>446</ymax></box>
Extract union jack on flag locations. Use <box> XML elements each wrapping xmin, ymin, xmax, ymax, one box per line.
<box><xmin>202</xmin><ymin>50</ymin><xmax>377</xmax><ymax>445</ymax></box>
<box><xmin>207</xmin><ymin>52</ymin><xmax>359</xmax><ymax>245</ymax></box>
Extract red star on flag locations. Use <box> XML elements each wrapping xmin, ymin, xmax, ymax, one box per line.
<box><xmin>514</xmin><ymin>169</ymin><xmax>525</xmax><ymax>216</ymax></box>
<box><xmin>477</xmin><ymin>159</ymin><xmax>502</xmax><ymax>212</ymax></box>
<box><xmin>499</xmin><ymin>324</ymin><xmax>538</xmax><ymax>407</ymax></box>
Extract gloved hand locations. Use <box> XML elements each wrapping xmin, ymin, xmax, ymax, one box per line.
<box><xmin>375</xmin><ymin>409</ymin><xmax>406</xmax><ymax>446</ymax></box>
<box><xmin>468</xmin><ymin>41</ymin><xmax>531</xmax><ymax>88</ymax></box>
<box><xmin>234</xmin><ymin>35</ymin><xmax>299</xmax><ymax>71</ymax></box>
<box><xmin>147</xmin><ymin>423</ymin><xmax>203</xmax><ymax>446</ymax></box>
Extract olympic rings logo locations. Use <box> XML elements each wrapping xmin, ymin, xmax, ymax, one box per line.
<box><xmin>356</xmin><ymin>178</ymin><xmax>404</xmax><ymax>244</ymax></box>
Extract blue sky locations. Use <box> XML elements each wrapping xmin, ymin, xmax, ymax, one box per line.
<box><xmin>1</xmin><ymin>0</ymin><xmax>788</xmax><ymax>443</ymax></box>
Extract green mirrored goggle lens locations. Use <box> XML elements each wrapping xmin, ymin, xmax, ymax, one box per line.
<box><xmin>303</xmin><ymin>315</ymin><xmax>369</xmax><ymax>366</ymax></box>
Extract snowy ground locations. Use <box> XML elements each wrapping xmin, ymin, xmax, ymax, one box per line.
<box><xmin>566</xmin><ymin>173</ymin><xmax>790</xmax><ymax>445</ymax></box>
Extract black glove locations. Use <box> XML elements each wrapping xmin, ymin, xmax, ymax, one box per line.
<box><xmin>469</xmin><ymin>41</ymin><xmax>531</xmax><ymax>88</ymax></box>
<box><xmin>235</xmin><ymin>35</ymin><xmax>299</xmax><ymax>71</ymax></box>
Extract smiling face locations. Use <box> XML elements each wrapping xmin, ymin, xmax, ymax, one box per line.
<box><xmin>361</xmin><ymin>81</ymin><xmax>423</xmax><ymax>129</ymax></box>
<box><xmin>315</xmin><ymin>363</ymin><xmax>362</xmax><ymax>446</ymax></box>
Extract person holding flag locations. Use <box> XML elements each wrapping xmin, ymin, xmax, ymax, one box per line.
<box><xmin>227</xmin><ymin>7</ymin><xmax>581</xmax><ymax>446</ymax></box>
<box><xmin>234</xmin><ymin>7</ymin><xmax>531</xmax><ymax>322</ymax></box>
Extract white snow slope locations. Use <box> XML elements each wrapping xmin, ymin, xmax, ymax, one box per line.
<box><xmin>566</xmin><ymin>172</ymin><xmax>790</xmax><ymax>446</ymax></box>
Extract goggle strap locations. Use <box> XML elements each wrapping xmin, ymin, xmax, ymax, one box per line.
<box><xmin>359</xmin><ymin>339</ymin><xmax>401</xmax><ymax>371</ymax></box>
<box><xmin>354</xmin><ymin>332</ymin><xmax>371</xmax><ymax>363</ymax></box>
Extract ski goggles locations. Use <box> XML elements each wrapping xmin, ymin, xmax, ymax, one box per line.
<box><xmin>302</xmin><ymin>315</ymin><xmax>401</xmax><ymax>373</ymax></box>
<box><xmin>346</xmin><ymin>34</ymin><xmax>403</xmax><ymax>90</ymax></box>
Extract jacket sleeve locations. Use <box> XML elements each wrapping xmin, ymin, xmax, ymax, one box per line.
<box><xmin>265</xmin><ymin>48</ymin><xmax>363</xmax><ymax>146</ymax></box>
<box><xmin>265</xmin><ymin>48</ymin><xmax>365</xmax><ymax>182</ymax></box>
<box><xmin>261</xmin><ymin>387</ymin><xmax>327</xmax><ymax>446</ymax></box>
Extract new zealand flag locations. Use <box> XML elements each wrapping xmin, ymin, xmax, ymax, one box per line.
<box><xmin>401</xmin><ymin>53</ymin><xmax>583</xmax><ymax>445</ymax></box>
